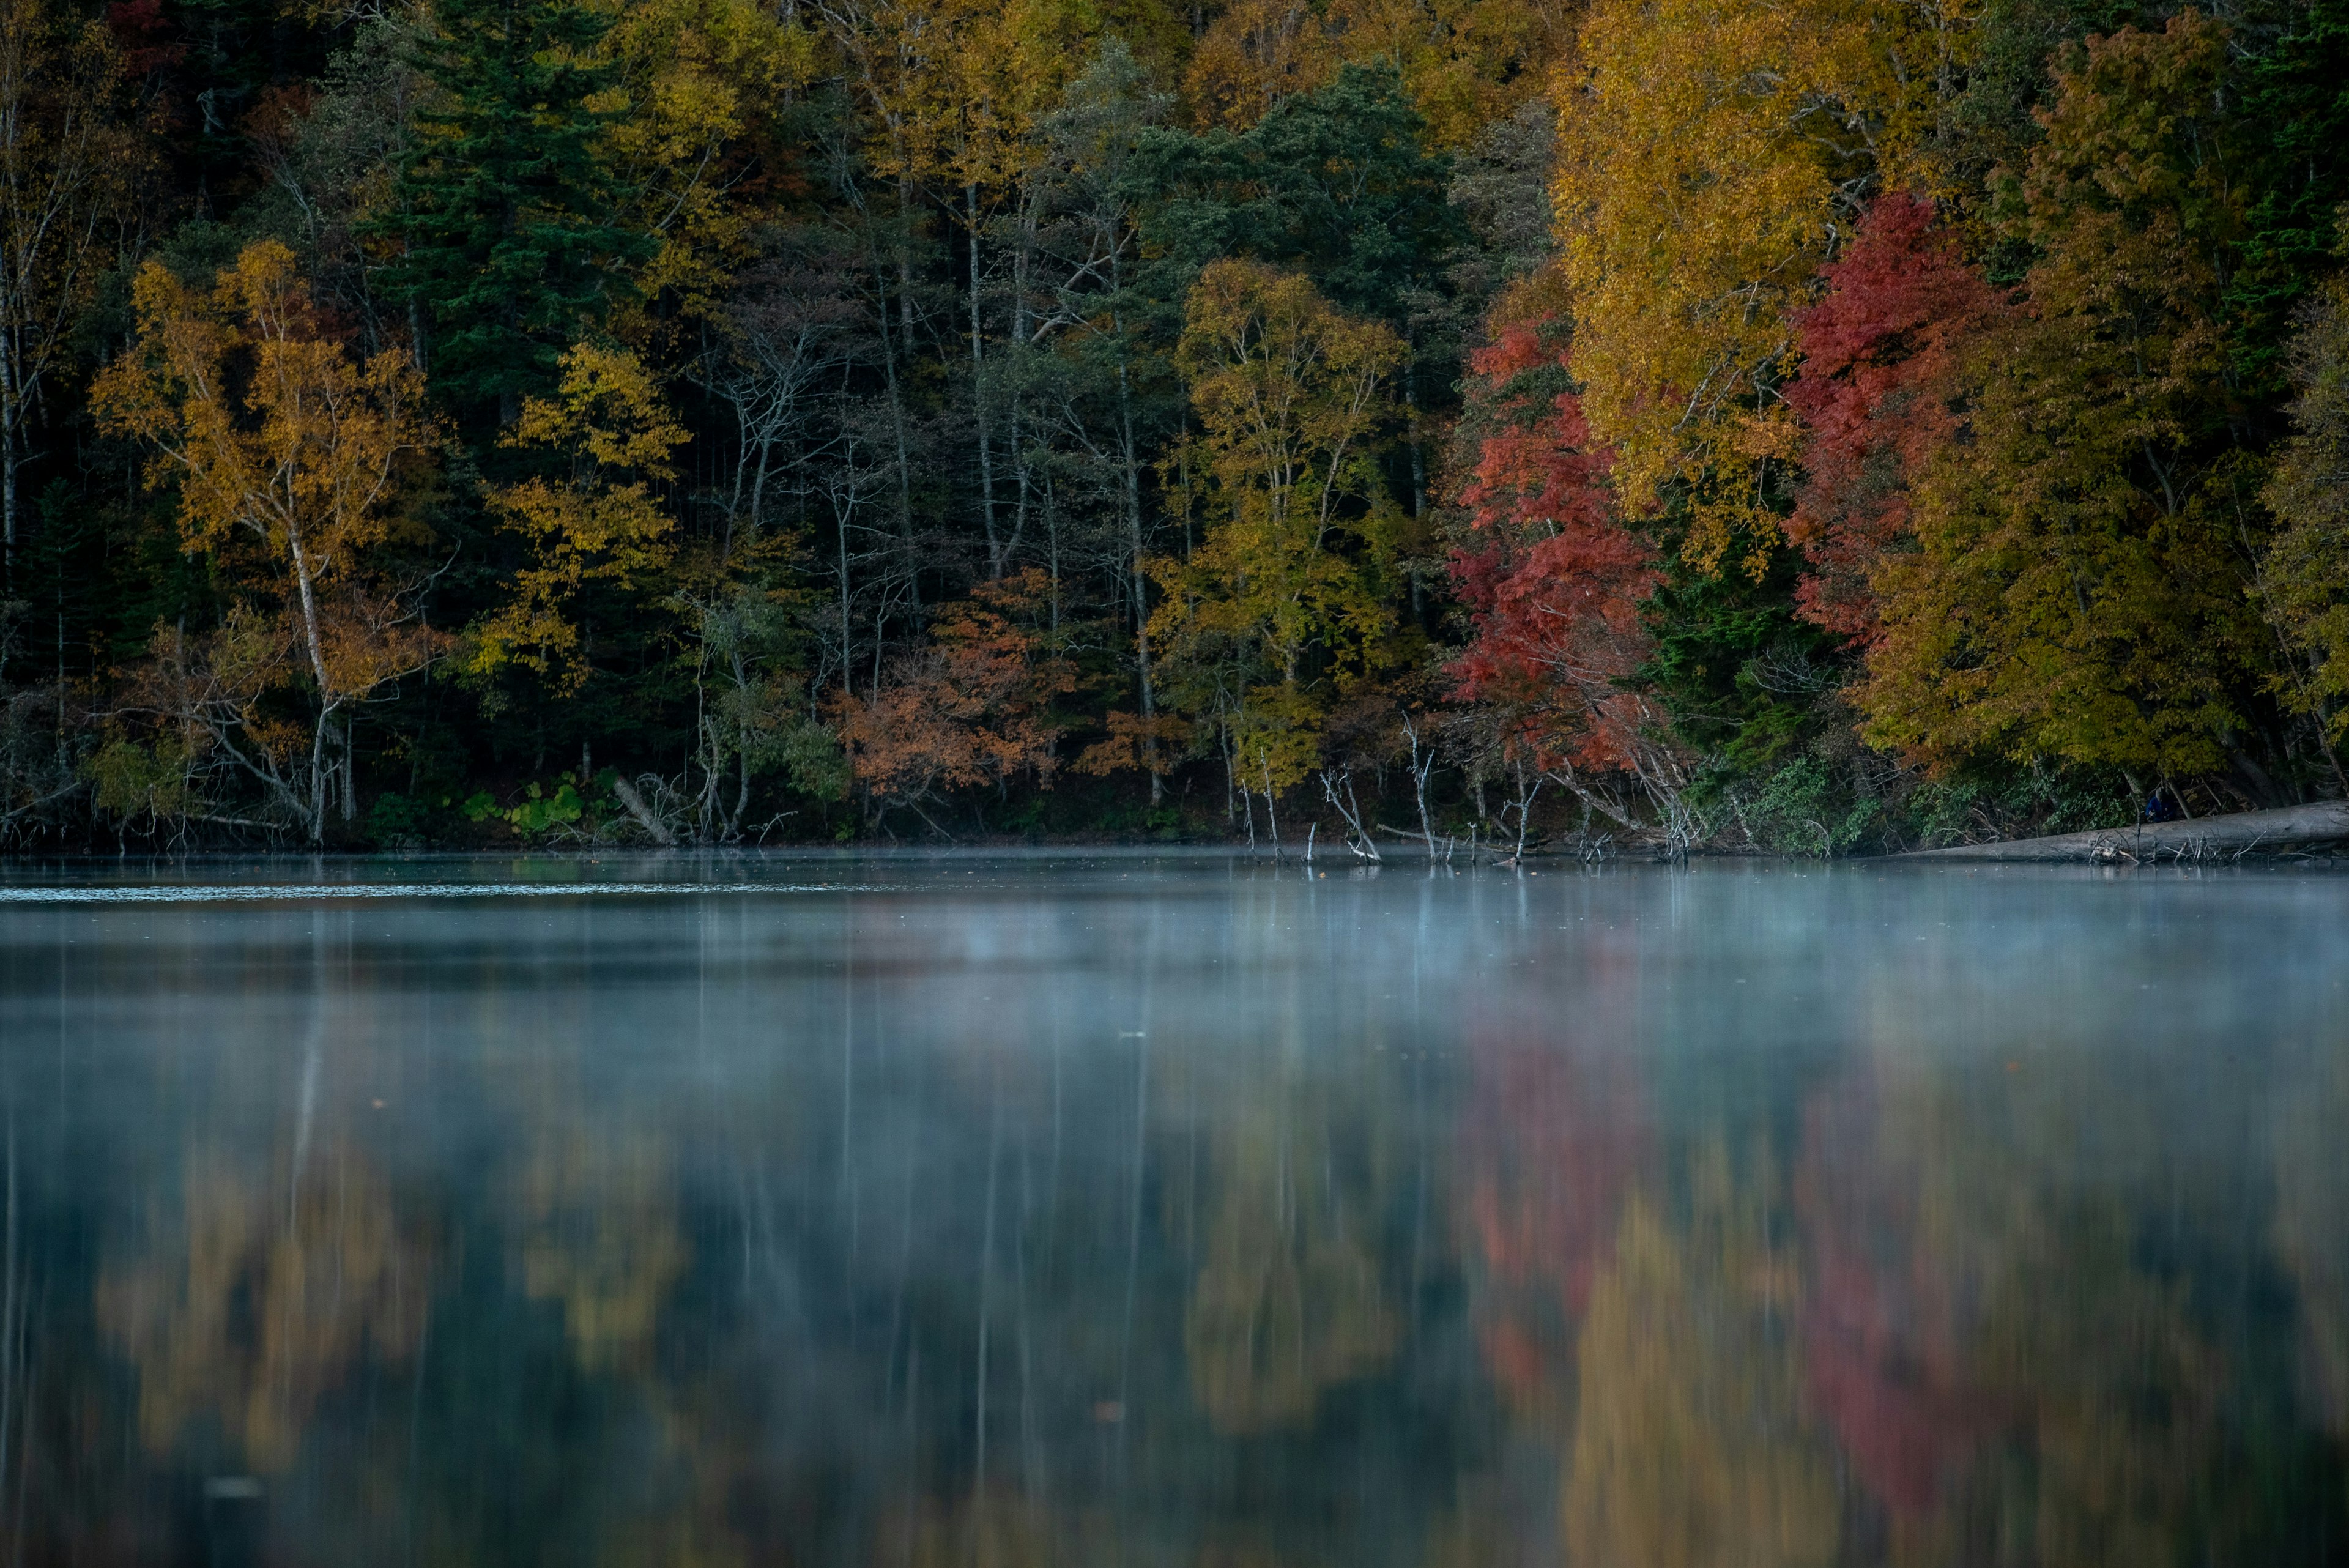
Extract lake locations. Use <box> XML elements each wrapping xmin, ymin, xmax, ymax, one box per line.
<box><xmin>0</xmin><ymin>853</ymin><xmax>2342</xmax><ymax>1565</ymax></box>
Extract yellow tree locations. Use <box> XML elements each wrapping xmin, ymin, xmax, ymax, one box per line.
<box><xmin>1550</xmin><ymin>0</ymin><xmax>1969</xmax><ymax>576</ymax></box>
<box><xmin>595</xmin><ymin>0</ymin><xmax>819</xmax><ymax>339</ymax></box>
<box><xmin>1149</xmin><ymin>259</ymin><xmax>1405</xmax><ymax>796</ymax></box>
<box><xmin>469</xmin><ymin>343</ymin><xmax>685</xmax><ymax>692</ymax></box>
<box><xmin>1182</xmin><ymin>0</ymin><xmax>1332</xmax><ymax>130</ymax></box>
<box><xmin>1184</xmin><ymin>0</ymin><xmax>1576</xmax><ymax>146</ymax></box>
<box><xmin>93</xmin><ymin>240</ymin><xmax>443</xmax><ymax>840</ymax></box>
<box><xmin>2259</xmin><ymin>269</ymin><xmax>2349</xmax><ymax>776</ymax></box>
<box><xmin>818</xmin><ymin>0</ymin><xmax>1103</xmax><ymax>576</ymax></box>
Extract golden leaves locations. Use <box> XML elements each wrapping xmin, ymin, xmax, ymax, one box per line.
<box><xmin>470</xmin><ymin>343</ymin><xmax>683</xmax><ymax>688</ymax></box>
<box><xmin>1549</xmin><ymin>0</ymin><xmax>1974</xmax><ymax>576</ymax></box>
<box><xmin>597</xmin><ymin>0</ymin><xmax>820</xmax><ymax>324</ymax></box>
<box><xmin>1151</xmin><ymin>261</ymin><xmax>1407</xmax><ymax>780</ymax></box>
<box><xmin>831</xmin><ymin>0</ymin><xmax>1097</xmax><ymax>191</ymax></box>
<box><xmin>98</xmin><ymin>1140</ymin><xmax>434</xmax><ymax>1472</ymax></box>
<box><xmin>514</xmin><ymin>340</ymin><xmax>690</xmax><ymax>479</ymax></box>
<box><xmin>97</xmin><ymin>242</ymin><xmax>435</xmax><ymax>578</ymax></box>
<box><xmin>1182</xmin><ymin>0</ymin><xmax>1576</xmax><ymax>144</ymax></box>
<box><xmin>1565</xmin><ymin>1176</ymin><xmax>1837</xmax><ymax>1568</ymax></box>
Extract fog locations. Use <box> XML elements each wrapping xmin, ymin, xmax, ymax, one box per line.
<box><xmin>0</xmin><ymin>855</ymin><xmax>2342</xmax><ymax>1564</ymax></box>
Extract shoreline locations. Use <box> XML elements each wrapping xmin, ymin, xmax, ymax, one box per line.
<box><xmin>1891</xmin><ymin>800</ymin><xmax>2349</xmax><ymax>863</ymax></box>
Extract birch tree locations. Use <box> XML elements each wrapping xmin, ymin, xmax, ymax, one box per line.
<box><xmin>93</xmin><ymin>241</ymin><xmax>445</xmax><ymax>839</ymax></box>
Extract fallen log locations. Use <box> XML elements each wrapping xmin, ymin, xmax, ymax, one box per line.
<box><xmin>1896</xmin><ymin>800</ymin><xmax>2349</xmax><ymax>863</ymax></box>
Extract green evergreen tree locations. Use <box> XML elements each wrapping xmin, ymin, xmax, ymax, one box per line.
<box><xmin>1119</xmin><ymin>62</ymin><xmax>1464</xmax><ymax>336</ymax></box>
<box><xmin>2232</xmin><ymin>0</ymin><xmax>2349</xmax><ymax>379</ymax></box>
<box><xmin>379</xmin><ymin>0</ymin><xmax>655</xmax><ymax>428</ymax></box>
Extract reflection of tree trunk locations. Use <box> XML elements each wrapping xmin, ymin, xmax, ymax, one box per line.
<box><xmin>1116</xmin><ymin>951</ymin><xmax>1153</xmax><ymax>1506</ymax></box>
<box><xmin>839</xmin><ymin>949</ymin><xmax>858</xmax><ymax>1265</ymax></box>
<box><xmin>1015</xmin><ymin>1142</ymin><xmax>1043</xmax><ymax>1507</ymax></box>
<box><xmin>974</xmin><ymin>1072</ymin><xmax>1001</xmax><ymax>1500</ymax></box>
<box><xmin>0</xmin><ymin>1107</ymin><xmax>17</xmax><ymax>1526</ymax></box>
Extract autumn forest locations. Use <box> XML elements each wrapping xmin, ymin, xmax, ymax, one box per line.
<box><xmin>0</xmin><ymin>0</ymin><xmax>2341</xmax><ymax>849</ymax></box>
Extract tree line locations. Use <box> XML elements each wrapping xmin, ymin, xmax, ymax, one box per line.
<box><xmin>0</xmin><ymin>0</ymin><xmax>2340</xmax><ymax>849</ymax></box>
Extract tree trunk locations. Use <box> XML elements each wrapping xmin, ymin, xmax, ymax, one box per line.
<box><xmin>966</xmin><ymin>184</ymin><xmax>1002</xmax><ymax>578</ymax></box>
<box><xmin>0</xmin><ymin>318</ymin><xmax>15</xmax><ymax>593</ymax></box>
<box><xmin>1111</xmin><ymin>296</ymin><xmax>1160</xmax><ymax>803</ymax></box>
<box><xmin>287</xmin><ymin>530</ymin><xmax>334</xmax><ymax>844</ymax></box>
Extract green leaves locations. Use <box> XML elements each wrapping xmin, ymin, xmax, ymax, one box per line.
<box><xmin>1121</xmin><ymin>62</ymin><xmax>1464</xmax><ymax>335</ymax></box>
<box><xmin>379</xmin><ymin>0</ymin><xmax>657</xmax><ymax>424</ymax></box>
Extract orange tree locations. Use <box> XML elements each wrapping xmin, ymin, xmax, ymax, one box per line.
<box><xmin>93</xmin><ymin>240</ymin><xmax>443</xmax><ymax>840</ymax></box>
<box><xmin>834</xmin><ymin>569</ymin><xmax>1075</xmax><ymax>830</ymax></box>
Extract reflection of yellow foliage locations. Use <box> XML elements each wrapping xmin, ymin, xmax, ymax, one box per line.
<box><xmin>1566</xmin><ymin>1183</ymin><xmax>1837</xmax><ymax>1568</ymax></box>
<box><xmin>1977</xmin><ymin>1217</ymin><xmax>2217</xmax><ymax>1568</ymax></box>
<box><xmin>98</xmin><ymin>1142</ymin><xmax>431</xmax><ymax>1471</ymax></box>
<box><xmin>874</xmin><ymin>1488</ymin><xmax>1063</xmax><ymax>1568</ymax></box>
<box><xmin>517</xmin><ymin>1128</ymin><xmax>689</xmax><ymax>1370</ymax></box>
<box><xmin>2277</xmin><ymin>1049</ymin><xmax>2349</xmax><ymax>1436</ymax></box>
<box><xmin>1184</xmin><ymin>1087</ymin><xmax>1397</xmax><ymax>1435</ymax></box>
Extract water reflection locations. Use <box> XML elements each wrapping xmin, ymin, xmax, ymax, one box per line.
<box><xmin>0</xmin><ymin>858</ymin><xmax>2342</xmax><ymax>1564</ymax></box>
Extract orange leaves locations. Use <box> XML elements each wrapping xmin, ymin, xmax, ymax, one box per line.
<box><xmin>834</xmin><ymin>569</ymin><xmax>1075</xmax><ymax>804</ymax></box>
<box><xmin>1074</xmin><ymin>709</ymin><xmax>1188</xmax><ymax>777</ymax></box>
<box><xmin>95</xmin><ymin>241</ymin><xmax>434</xmax><ymax>589</ymax></box>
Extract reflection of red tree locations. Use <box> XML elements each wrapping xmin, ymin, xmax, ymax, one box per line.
<box><xmin>1457</xmin><ymin>1011</ymin><xmax>1648</xmax><ymax>1413</ymax></box>
<box><xmin>1795</xmin><ymin>1069</ymin><xmax>1975</xmax><ymax>1521</ymax></box>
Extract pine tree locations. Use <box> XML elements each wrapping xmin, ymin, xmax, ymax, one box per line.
<box><xmin>2232</xmin><ymin>0</ymin><xmax>2349</xmax><ymax>379</ymax></box>
<box><xmin>379</xmin><ymin>0</ymin><xmax>655</xmax><ymax>428</ymax></box>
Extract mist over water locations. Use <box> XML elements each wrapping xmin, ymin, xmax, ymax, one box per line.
<box><xmin>0</xmin><ymin>855</ymin><xmax>2343</xmax><ymax>1564</ymax></box>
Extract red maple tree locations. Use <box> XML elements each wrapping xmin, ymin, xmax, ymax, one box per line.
<box><xmin>1783</xmin><ymin>193</ymin><xmax>2005</xmax><ymax>647</ymax></box>
<box><xmin>1447</xmin><ymin>304</ymin><xmax>1660</xmax><ymax>776</ymax></box>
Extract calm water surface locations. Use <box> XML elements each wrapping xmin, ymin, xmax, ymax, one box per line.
<box><xmin>0</xmin><ymin>854</ymin><xmax>2344</xmax><ymax>1565</ymax></box>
